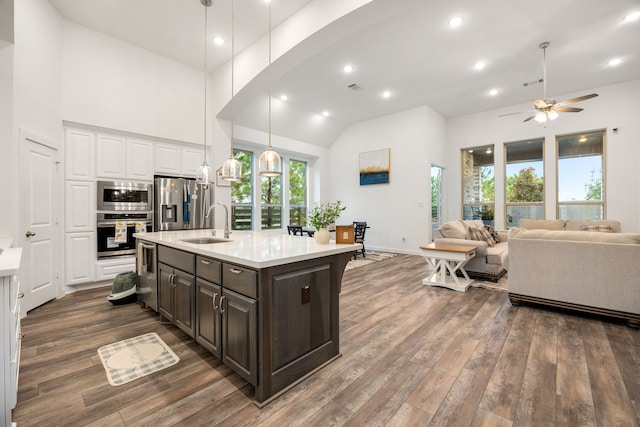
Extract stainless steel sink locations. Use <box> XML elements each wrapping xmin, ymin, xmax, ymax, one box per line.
<box><xmin>180</xmin><ymin>237</ymin><xmax>232</xmax><ymax>244</ymax></box>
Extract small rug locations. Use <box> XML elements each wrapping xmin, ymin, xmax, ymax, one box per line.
<box><xmin>345</xmin><ymin>250</ymin><xmax>398</xmax><ymax>271</ymax></box>
<box><xmin>472</xmin><ymin>275</ymin><xmax>508</xmax><ymax>292</ymax></box>
<box><xmin>97</xmin><ymin>332</ymin><xmax>179</xmax><ymax>386</ymax></box>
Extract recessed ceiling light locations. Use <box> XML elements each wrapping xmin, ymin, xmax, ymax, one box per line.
<box><xmin>486</xmin><ymin>148</ymin><xmax>492</xmax><ymax>154</ymax></box>
<box><xmin>212</xmin><ymin>36</ymin><xmax>224</xmax><ymax>46</ymax></box>
<box><xmin>343</xmin><ymin>64</ymin><xmax>353</xmax><ymax>73</ymax></box>
<box><xmin>608</xmin><ymin>57</ymin><xmax>622</xmax><ymax>67</ymax></box>
<box><xmin>449</xmin><ymin>16</ymin><xmax>463</xmax><ymax>28</ymax></box>
<box><xmin>280</xmin><ymin>94</ymin><xmax>288</xmax><ymax>101</ymax></box>
<box><xmin>474</xmin><ymin>61</ymin><xmax>486</xmax><ymax>71</ymax></box>
<box><xmin>579</xmin><ymin>136</ymin><xmax>587</xmax><ymax>142</ymax></box>
<box><xmin>624</xmin><ymin>11</ymin><xmax>640</xmax><ymax>22</ymax></box>
<box><xmin>382</xmin><ymin>91</ymin><xmax>391</xmax><ymax>99</ymax></box>
<box><xmin>322</xmin><ymin>111</ymin><xmax>330</xmax><ymax>117</ymax></box>
<box><xmin>488</xmin><ymin>88</ymin><xmax>498</xmax><ymax>96</ymax></box>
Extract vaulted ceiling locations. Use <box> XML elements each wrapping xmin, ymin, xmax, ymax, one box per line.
<box><xmin>49</xmin><ymin>0</ymin><xmax>640</xmax><ymax>146</ymax></box>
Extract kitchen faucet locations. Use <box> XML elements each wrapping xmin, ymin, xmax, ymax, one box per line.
<box><xmin>205</xmin><ymin>202</ymin><xmax>230</xmax><ymax>238</ymax></box>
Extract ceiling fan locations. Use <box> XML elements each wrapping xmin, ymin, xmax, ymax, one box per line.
<box><xmin>500</xmin><ymin>41</ymin><xmax>598</xmax><ymax>124</ymax></box>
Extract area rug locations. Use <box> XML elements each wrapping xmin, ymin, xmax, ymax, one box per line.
<box><xmin>345</xmin><ymin>250</ymin><xmax>398</xmax><ymax>271</ymax></box>
<box><xmin>97</xmin><ymin>332</ymin><xmax>179</xmax><ymax>386</ymax></box>
<box><xmin>471</xmin><ymin>274</ymin><xmax>508</xmax><ymax>292</ymax></box>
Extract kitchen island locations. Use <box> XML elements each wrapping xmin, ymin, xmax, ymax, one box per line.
<box><xmin>134</xmin><ymin>229</ymin><xmax>360</xmax><ymax>406</ymax></box>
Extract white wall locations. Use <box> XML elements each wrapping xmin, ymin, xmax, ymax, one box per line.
<box><xmin>61</xmin><ymin>21</ymin><xmax>204</xmax><ymax>146</ymax></box>
<box><xmin>447</xmin><ymin>79</ymin><xmax>640</xmax><ymax>232</ymax></box>
<box><xmin>328</xmin><ymin>105</ymin><xmax>447</xmax><ymax>254</ymax></box>
<box><xmin>0</xmin><ymin>46</ymin><xmax>14</xmax><ymax>238</ymax></box>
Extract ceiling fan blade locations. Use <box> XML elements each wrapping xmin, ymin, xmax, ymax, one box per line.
<box><xmin>534</xmin><ymin>99</ymin><xmax>547</xmax><ymax>108</ymax></box>
<box><xmin>554</xmin><ymin>106</ymin><xmax>583</xmax><ymax>113</ymax></box>
<box><xmin>523</xmin><ymin>115</ymin><xmax>537</xmax><ymax>122</ymax></box>
<box><xmin>499</xmin><ymin>111</ymin><xmax>527</xmax><ymax>117</ymax></box>
<box><xmin>555</xmin><ymin>93</ymin><xmax>598</xmax><ymax>107</ymax></box>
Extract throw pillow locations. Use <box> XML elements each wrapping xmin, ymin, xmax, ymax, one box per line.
<box><xmin>468</xmin><ymin>226</ymin><xmax>495</xmax><ymax>246</ymax></box>
<box><xmin>581</xmin><ymin>224</ymin><xmax>614</xmax><ymax>233</ymax></box>
<box><xmin>484</xmin><ymin>224</ymin><xmax>500</xmax><ymax>243</ymax></box>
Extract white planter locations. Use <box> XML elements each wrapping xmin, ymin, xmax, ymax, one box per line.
<box><xmin>314</xmin><ymin>228</ymin><xmax>330</xmax><ymax>244</ymax></box>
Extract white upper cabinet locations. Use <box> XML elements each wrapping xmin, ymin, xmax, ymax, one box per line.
<box><xmin>183</xmin><ymin>147</ymin><xmax>206</xmax><ymax>177</ymax></box>
<box><xmin>96</xmin><ymin>134</ymin><xmax>126</xmax><ymax>179</ymax></box>
<box><xmin>126</xmin><ymin>139</ymin><xmax>154</xmax><ymax>181</ymax></box>
<box><xmin>65</xmin><ymin>129</ymin><xmax>95</xmax><ymax>181</ymax></box>
<box><xmin>154</xmin><ymin>143</ymin><xmax>182</xmax><ymax>176</ymax></box>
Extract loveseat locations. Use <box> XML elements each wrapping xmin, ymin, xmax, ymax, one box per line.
<box><xmin>434</xmin><ymin>220</ymin><xmax>508</xmax><ymax>282</ymax></box>
<box><xmin>508</xmin><ymin>219</ymin><xmax>640</xmax><ymax>327</ymax></box>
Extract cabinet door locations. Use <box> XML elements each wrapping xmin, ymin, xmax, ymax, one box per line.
<box><xmin>158</xmin><ymin>263</ymin><xmax>174</xmax><ymax>322</ymax></box>
<box><xmin>173</xmin><ymin>269</ymin><xmax>195</xmax><ymax>338</ymax></box>
<box><xmin>65</xmin><ymin>128</ymin><xmax>95</xmax><ymax>181</ymax></box>
<box><xmin>222</xmin><ymin>288</ymin><xmax>257</xmax><ymax>385</ymax></box>
<box><xmin>126</xmin><ymin>139</ymin><xmax>154</xmax><ymax>180</ymax></box>
<box><xmin>154</xmin><ymin>144</ymin><xmax>182</xmax><ymax>175</ymax></box>
<box><xmin>65</xmin><ymin>181</ymin><xmax>94</xmax><ymax>232</ymax></box>
<box><xmin>182</xmin><ymin>147</ymin><xmax>206</xmax><ymax>177</ymax></box>
<box><xmin>96</xmin><ymin>134</ymin><xmax>126</xmax><ymax>178</ymax></box>
<box><xmin>65</xmin><ymin>232</ymin><xmax>95</xmax><ymax>285</ymax></box>
<box><xmin>196</xmin><ymin>278</ymin><xmax>222</xmax><ymax>358</ymax></box>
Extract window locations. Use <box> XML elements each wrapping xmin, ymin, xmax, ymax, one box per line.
<box><xmin>431</xmin><ymin>164</ymin><xmax>444</xmax><ymax>241</ymax></box>
<box><xmin>557</xmin><ymin>130</ymin><xmax>605</xmax><ymax>220</ymax></box>
<box><xmin>231</xmin><ymin>148</ymin><xmax>309</xmax><ymax>231</ymax></box>
<box><xmin>231</xmin><ymin>149</ymin><xmax>253</xmax><ymax>230</ymax></box>
<box><xmin>462</xmin><ymin>145</ymin><xmax>494</xmax><ymax>225</ymax></box>
<box><xmin>289</xmin><ymin>160</ymin><xmax>307</xmax><ymax>226</ymax></box>
<box><xmin>261</xmin><ymin>172</ymin><xmax>282</xmax><ymax>230</ymax></box>
<box><xmin>505</xmin><ymin>138</ymin><xmax>544</xmax><ymax>228</ymax></box>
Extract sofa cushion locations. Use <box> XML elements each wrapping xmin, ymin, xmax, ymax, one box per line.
<box><xmin>509</xmin><ymin>227</ymin><xmax>640</xmax><ymax>245</ymax></box>
<box><xmin>565</xmin><ymin>220</ymin><xmax>622</xmax><ymax>233</ymax></box>
<box><xmin>439</xmin><ymin>221</ymin><xmax>467</xmax><ymax>239</ymax></box>
<box><xmin>486</xmin><ymin>242</ymin><xmax>508</xmax><ymax>266</ymax></box>
<box><xmin>520</xmin><ymin>219</ymin><xmax>566</xmax><ymax>230</ymax></box>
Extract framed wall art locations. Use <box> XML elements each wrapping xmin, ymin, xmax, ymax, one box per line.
<box><xmin>359</xmin><ymin>148</ymin><xmax>390</xmax><ymax>185</ymax></box>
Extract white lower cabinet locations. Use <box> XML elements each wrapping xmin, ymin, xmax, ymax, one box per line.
<box><xmin>95</xmin><ymin>256</ymin><xmax>136</xmax><ymax>281</ymax></box>
<box><xmin>65</xmin><ymin>232</ymin><xmax>96</xmax><ymax>285</ymax></box>
<box><xmin>1</xmin><ymin>262</ymin><xmax>22</xmax><ymax>427</ymax></box>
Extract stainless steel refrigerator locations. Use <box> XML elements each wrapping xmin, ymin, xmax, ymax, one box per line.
<box><xmin>154</xmin><ymin>176</ymin><xmax>214</xmax><ymax>231</ymax></box>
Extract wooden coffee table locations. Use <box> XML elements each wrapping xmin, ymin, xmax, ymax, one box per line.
<box><xmin>420</xmin><ymin>243</ymin><xmax>476</xmax><ymax>292</ymax></box>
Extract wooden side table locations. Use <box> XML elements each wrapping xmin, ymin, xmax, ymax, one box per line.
<box><xmin>420</xmin><ymin>243</ymin><xmax>476</xmax><ymax>292</ymax></box>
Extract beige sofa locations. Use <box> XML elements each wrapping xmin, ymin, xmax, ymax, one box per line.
<box><xmin>508</xmin><ymin>222</ymin><xmax>640</xmax><ymax>327</ymax></box>
<box><xmin>434</xmin><ymin>220</ymin><xmax>508</xmax><ymax>282</ymax></box>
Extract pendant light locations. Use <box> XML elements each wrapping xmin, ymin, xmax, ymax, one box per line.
<box><xmin>196</xmin><ymin>0</ymin><xmax>214</xmax><ymax>187</ymax></box>
<box><xmin>258</xmin><ymin>0</ymin><xmax>282</xmax><ymax>177</ymax></box>
<box><xmin>220</xmin><ymin>0</ymin><xmax>242</xmax><ymax>181</ymax></box>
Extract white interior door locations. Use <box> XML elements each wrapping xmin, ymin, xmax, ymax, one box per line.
<box><xmin>20</xmin><ymin>132</ymin><xmax>60</xmax><ymax>315</ymax></box>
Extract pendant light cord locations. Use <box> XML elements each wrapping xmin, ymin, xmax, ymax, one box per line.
<box><xmin>203</xmin><ymin>2</ymin><xmax>208</xmax><ymax>161</ymax></box>
<box><xmin>230</xmin><ymin>0</ymin><xmax>235</xmax><ymax>149</ymax></box>
<box><xmin>268</xmin><ymin>0</ymin><xmax>272</xmax><ymax>149</ymax></box>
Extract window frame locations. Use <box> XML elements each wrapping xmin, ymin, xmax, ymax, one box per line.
<box><xmin>555</xmin><ymin>129</ymin><xmax>606</xmax><ymax>220</ymax></box>
<box><xmin>461</xmin><ymin>145</ymin><xmax>495</xmax><ymax>225</ymax></box>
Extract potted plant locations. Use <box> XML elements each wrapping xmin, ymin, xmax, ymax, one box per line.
<box><xmin>308</xmin><ymin>201</ymin><xmax>346</xmax><ymax>244</ymax></box>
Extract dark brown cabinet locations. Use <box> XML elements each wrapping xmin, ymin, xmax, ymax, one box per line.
<box><xmin>158</xmin><ymin>246</ymin><xmax>196</xmax><ymax>338</ymax></box>
<box><xmin>195</xmin><ymin>258</ymin><xmax>258</xmax><ymax>385</ymax></box>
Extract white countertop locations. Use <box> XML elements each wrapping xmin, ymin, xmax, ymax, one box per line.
<box><xmin>134</xmin><ymin>229</ymin><xmax>361</xmax><ymax>269</ymax></box>
<box><xmin>0</xmin><ymin>247</ymin><xmax>22</xmax><ymax>276</ymax></box>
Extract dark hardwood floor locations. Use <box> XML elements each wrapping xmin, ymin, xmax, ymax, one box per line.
<box><xmin>13</xmin><ymin>254</ymin><xmax>640</xmax><ymax>426</ymax></box>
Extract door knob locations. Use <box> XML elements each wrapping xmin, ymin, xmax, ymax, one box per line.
<box><xmin>25</xmin><ymin>231</ymin><xmax>36</xmax><ymax>237</ymax></box>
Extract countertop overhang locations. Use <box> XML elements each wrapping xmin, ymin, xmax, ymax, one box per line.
<box><xmin>134</xmin><ymin>229</ymin><xmax>361</xmax><ymax>269</ymax></box>
<box><xmin>0</xmin><ymin>238</ymin><xmax>22</xmax><ymax>276</ymax></box>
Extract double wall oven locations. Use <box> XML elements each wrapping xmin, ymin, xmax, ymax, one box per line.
<box><xmin>96</xmin><ymin>181</ymin><xmax>153</xmax><ymax>258</ymax></box>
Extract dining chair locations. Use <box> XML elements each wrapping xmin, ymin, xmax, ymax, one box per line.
<box><xmin>353</xmin><ymin>221</ymin><xmax>367</xmax><ymax>259</ymax></box>
<box><xmin>287</xmin><ymin>225</ymin><xmax>304</xmax><ymax>236</ymax></box>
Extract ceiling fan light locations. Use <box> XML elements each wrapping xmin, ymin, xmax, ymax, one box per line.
<box><xmin>548</xmin><ymin>111</ymin><xmax>559</xmax><ymax>121</ymax></box>
<box><xmin>534</xmin><ymin>112</ymin><xmax>547</xmax><ymax>123</ymax></box>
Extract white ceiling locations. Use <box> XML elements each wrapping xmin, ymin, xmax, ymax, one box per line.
<box><xmin>49</xmin><ymin>0</ymin><xmax>640</xmax><ymax>146</ymax></box>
